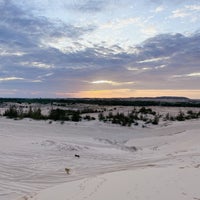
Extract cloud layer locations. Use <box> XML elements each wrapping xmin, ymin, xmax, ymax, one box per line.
<box><xmin>0</xmin><ymin>0</ymin><xmax>199</xmax><ymax>98</ymax></box>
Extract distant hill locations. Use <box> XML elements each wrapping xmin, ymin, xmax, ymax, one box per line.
<box><xmin>127</xmin><ymin>96</ymin><xmax>191</xmax><ymax>103</ymax></box>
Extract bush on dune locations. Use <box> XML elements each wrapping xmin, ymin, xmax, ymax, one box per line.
<box><xmin>2</xmin><ymin>104</ymin><xmax>200</xmax><ymax>127</ymax></box>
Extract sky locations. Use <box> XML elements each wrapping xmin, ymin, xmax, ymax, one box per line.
<box><xmin>0</xmin><ymin>0</ymin><xmax>200</xmax><ymax>98</ymax></box>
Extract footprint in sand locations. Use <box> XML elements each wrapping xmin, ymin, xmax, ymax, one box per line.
<box><xmin>88</xmin><ymin>177</ymin><xmax>106</xmax><ymax>197</ymax></box>
<box><xmin>66</xmin><ymin>177</ymin><xmax>106</xmax><ymax>200</ymax></box>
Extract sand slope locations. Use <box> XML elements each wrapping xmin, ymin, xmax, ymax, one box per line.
<box><xmin>28</xmin><ymin>166</ymin><xmax>200</xmax><ymax>200</ymax></box>
<box><xmin>0</xmin><ymin>117</ymin><xmax>200</xmax><ymax>200</ymax></box>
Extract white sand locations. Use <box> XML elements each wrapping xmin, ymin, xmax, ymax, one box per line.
<box><xmin>26</xmin><ymin>166</ymin><xmax>200</xmax><ymax>200</ymax></box>
<box><xmin>0</xmin><ymin>113</ymin><xmax>200</xmax><ymax>200</ymax></box>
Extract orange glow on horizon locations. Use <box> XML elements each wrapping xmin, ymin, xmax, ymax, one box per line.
<box><xmin>56</xmin><ymin>89</ymin><xmax>200</xmax><ymax>99</ymax></box>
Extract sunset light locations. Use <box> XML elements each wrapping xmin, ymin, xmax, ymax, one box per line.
<box><xmin>0</xmin><ymin>0</ymin><xmax>199</xmax><ymax>98</ymax></box>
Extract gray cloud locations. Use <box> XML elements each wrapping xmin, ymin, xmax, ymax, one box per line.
<box><xmin>124</xmin><ymin>33</ymin><xmax>200</xmax><ymax>89</ymax></box>
<box><xmin>0</xmin><ymin>0</ymin><xmax>199</xmax><ymax>97</ymax></box>
<box><xmin>62</xmin><ymin>32</ymin><xmax>200</xmax><ymax>90</ymax></box>
<box><xmin>66</xmin><ymin>0</ymin><xmax>132</xmax><ymax>13</ymax></box>
<box><xmin>0</xmin><ymin>0</ymin><xmax>95</xmax><ymax>50</ymax></box>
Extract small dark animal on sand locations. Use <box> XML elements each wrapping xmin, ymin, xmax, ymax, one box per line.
<box><xmin>75</xmin><ymin>154</ymin><xmax>80</xmax><ymax>158</ymax></box>
<box><xmin>65</xmin><ymin>168</ymin><xmax>70</xmax><ymax>175</ymax></box>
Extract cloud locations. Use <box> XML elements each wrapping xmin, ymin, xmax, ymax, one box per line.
<box><xmin>1</xmin><ymin>25</ymin><xmax>199</xmax><ymax>94</ymax></box>
<box><xmin>141</xmin><ymin>25</ymin><xmax>158</xmax><ymax>36</ymax></box>
<box><xmin>170</xmin><ymin>4</ymin><xmax>200</xmax><ymax>20</ymax></box>
<box><xmin>126</xmin><ymin>67</ymin><xmax>151</xmax><ymax>72</ymax></box>
<box><xmin>100</xmin><ymin>18</ymin><xmax>140</xmax><ymax>30</ymax></box>
<box><xmin>154</xmin><ymin>65</ymin><xmax>166</xmax><ymax>69</ymax></box>
<box><xmin>37</xmin><ymin>73</ymin><xmax>54</xmax><ymax>79</ymax></box>
<box><xmin>185</xmin><ymin>5</ymin><xmax>200</xmax><ymax>11</ymax></box>
<box><xmin>0</xmin><ymin>0</ymin><xmax>97</xmax><ymax>85</ymax></box>
<box><xmin>171</xmin><ymin>9</ymin><xmax>189</xmax><ymax>18</ymax></box>
<box><xmin>155</xmin><ymin>6</ymin><xmax>165</xmax><ymax>13</ymax></box>
<box><xmin>137</xmin><ymin>57</ymin><xmax>170</xmax><ymax>64</ymax></box>
<box><xmin>0</xmin><ymin>0</ymin><xmax>199</xmax><ymax>97</ymax></box>
<box><xmin>89</xmin><ymin>80</ymin><xmax>135</xmax><ymax>86</ymax></box>
<box><xmin>20</xmin><ymin>62</ymin><xmax>54</xmax><ymax>69</ymax></box>
<box><xmin>100</xmin><ymin>17</ymin><xmax>157</xmax><ymax>38</ymax></box>
<box><xmin>0</xmin><ymin>49</ymin><xmax>26</xmax><ymax>56</ymax></box>
<box><xmin>75</xmin><ymin>0</ymin><xmax>106</xmax><ymax>12</ymax></box>
<box><xmin>0</xmin><ymin>77</ymin><xmax>24</xmax><ymax>82</ymax></box>
<box><xmin>117</xmin><ymin>32</ymin><xmax>200</xmax><ymax>91</ymax></box>
<box><xmin>0</xmin><ymin>0</ymin><xmax>95</xmax><ymax>52</ymax></box>
<box><xmin>67</xmin><ymin>0</ymin><xmax>133</xmax><ymax>13</ymax></box>
<box><xmin>139</xmin><ymin>33</ymin><xmax>187</xmax><ymax>57</ymax></box>
<box><xmin>31</xmin><ymin>80</ymin><xmax>43</xmax><ymax>83</ymax></box>
<box><xmin>46</xmin><ymin>32</ymin><xmax>200</xmax><ymax>92</ymax></box>
<box><xmin>172</xmin><ymin>72</ymin><xmax>200</xmax><ymax>78</ymax></box>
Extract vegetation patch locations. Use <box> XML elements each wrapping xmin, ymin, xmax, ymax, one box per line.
<box><xmin>2</xmin><ymin>104</ymin><xmax>200</xmax><ymax>127</ymax></box>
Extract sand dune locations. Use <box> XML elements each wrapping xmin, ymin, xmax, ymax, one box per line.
<box><xmin>25</xmin><ymin>165</ymin><xmax>200</xmax><ymax>200</ymax></box>
<box><xmin>0</xmin><ymin>115</ymin><xmax>200</xmax><ymax>200</ymax></box>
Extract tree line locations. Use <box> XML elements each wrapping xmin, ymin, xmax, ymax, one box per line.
<box><xmin>3</xmin><ymin>106</ymin><xmax>82</xmax><ymax>122</ymax></box>
<box><xmin>0</xmin><ymin>98</ymin><xmax>200</xmax><ymax>107</ymax></box>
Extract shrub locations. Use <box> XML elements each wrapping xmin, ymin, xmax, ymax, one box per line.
<box><xmin>4</xmin><ymin>105</ymin><xmax>18</xmax><ymax>118</ymax></box>
<box><xmin>98</xmin><ymin>112</ymin><xmax>105</xmax><ymax>121</ymax></box>
<box><xmin>176</xmin><ymin>111</ymin><xmax>185</xmax><ymax>121</ymax></box>
<box><xmin>83</xmin><ymin>115</ymin><xmax>95</xmax><ymax>121</ymax></box>
<box><xmin>71</xmin><ymin>112</ymin><xmax>81</xmax><ymax>122</ymax></box>
<box><xmin>31</xmin><ymin>108</ymin><xmax>43</xmax><ymax>120</ymax></box>
<box><xmin>152</xmin><ymin>115</ymin><xmax>159</xmax><ymax>125</ymax></box>
<box><xmin>49</xmin><ymin>108</ymin><xmax>66</xmax><ymax>121</ymax></box>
